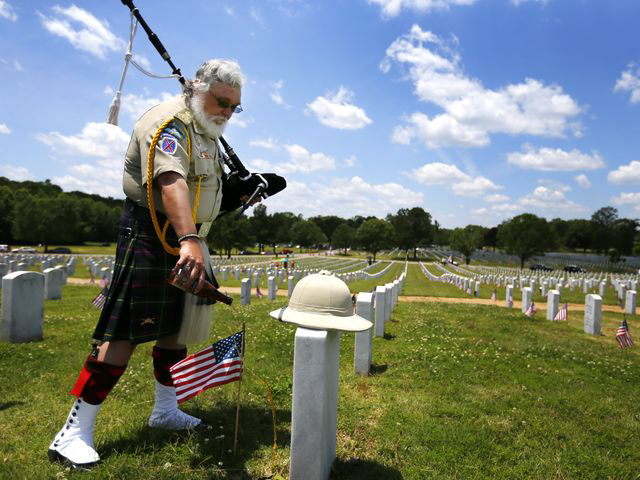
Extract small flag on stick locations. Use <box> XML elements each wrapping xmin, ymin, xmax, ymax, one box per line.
<box><xmin>91</xmin><ymin>287</ymin><xmax>109</xmax><ymax>310</ymax></box>
<box><xmin>525</xmin><ymin>301</ymin><xmax>537</xmax><ymax>317</ymax></box>
<box><xmin>554</xmin><ymin>303</ymin><xmax>568</xmax><ymax>321</ymax></box>
<box><xmin>256</xmin><ymin>286</ymin><xmax>264</xmax><ymax>298</ymax></box>
<box><xmin>616</xmin><ymin>316</ymin><xmax>634</xmax><ymax>349</ymax></box>
<box><xmin>491</xmin><ymin>289</ymin><xmax>496</xmax><ymax>302</ymax></box>
<box><xmin>170</xmin><ymin>331</ymin><xmax>244</xmax><ymax>404</ymax></box>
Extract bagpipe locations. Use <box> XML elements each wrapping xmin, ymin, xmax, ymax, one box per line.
<box><xmin>119</xmin><ymin>0</ymin><xmax>286</xmax><ymax>219</ymax></box>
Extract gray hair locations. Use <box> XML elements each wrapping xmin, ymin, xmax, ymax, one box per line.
<box><xmin>188</xmin><ymin>59</ymin><xmax>245</xmax><ymax>96</ymax></box>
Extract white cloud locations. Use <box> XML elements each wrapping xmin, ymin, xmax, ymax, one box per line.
<box><xmin>36</xmin><ymin>122</ymin><xmax>130</xmax><ymax>196</ymax></box>
<box><xmin>224</xmin><ymin>5</ymin><xmax>235</xmax><ymax>15</ymax></box>
<box><xmin>13</xmin><ymin>59</ymin><xmax>23</xmax><ymax>72</ymax></box>
<box><xmin>608</xmin><ymin>160</ymin><xmax>640</xmax><ymax>185</ymax></box>
<box><xmin>270</xmin><ymin>80</ymin><xmax>289</xmax><ymax>108</ymax></box>
<box><xmin>38</xmin><ymin>5</ymin><xmax>124</xmax><ymax>59</ymax></box>
<box><xmin>0</xmin><ymin>123</ymin><xmax>10</xmax><ymax>134</ymax></box>
<box><xmin>575</xmin><ymin>174</ymin><xmax>591</xmax><ymax>188</ymax></box>
<box><xmin>250</xmin><ymin>137</ymin><xmax>280</xmax><ymax>150</ymax></box>
<box><xmin>368</xmin><ymin>0</ymin><xmax>476</xmax><ymax>18</ymax></box>
<box><xmin>484</xmin><ymin>193</ymin><xmax>509</xmax><ymax>203</ymax></box>
<box><xmin>306</xmin><ymin>86</ymin><xmax>372</xmax><ymax>130</ymax></box>
<box><xmin>507</xmin><ymin>145</ymin><xmax>605</xmax><ymax>171</ymax></box>
<box><xmin>519</xmin><ymin>185</ymin><xmax>582</xmax><ymax>211</ymax></box>
<box><xmin>383</xmin><ymin>25</ymin><xmax>583</xmax><ymax>148</ymax></box>
<box><xmin>511</xmin><ymin>0</ymin><xmax>549</xmax><ymax>5</ymax></box>
<box><xmin>611</xmin><ymin>192</ymin><xmax>640</xmax><ymax>206</ymax></box>
<box><xmin>264</xmin><ymin>144</ymin><xmax>336</xmax><ymax>174</ymax></box>
<box><xmin>0</xmin><ymin>164</ymin><xmax>33</xmax><ymax>181</ymax></box>
<box><xmin>344</xmin><ymin>155</ymin><xmax>357</xmax><ymax>167</ymax></box>
<box><xmin>265</xmin><ymin>176</ymin><xmax>424</xmax><ymax>217</ymax></box>
<box><xmin>411</xmin><ymin>161</ymin><xmax>501</xmax><ymax>197</ymax></box>
<box><xmin>411</xmin><ymin>162</ymin><xmax>468</xmax><ymax>185</ymax></box>
<box><xmin>614</xmin><ymin>63</ymin><xmax>640</xmax><ymax>104</ymax></box>
<box><xmin>105</xmin><ymin>89</ymin><xmax>178</xmax><ymax>122</ymax></box>
<box><xmin>0</xmin><ymin>0</ymin><xmax>17</xmax><ymax>21</ymax></box>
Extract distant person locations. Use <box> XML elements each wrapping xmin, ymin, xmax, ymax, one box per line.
<box><xmin>48</xmin><ymin>60</ymin><xmax>248</xmax><ymax>470</ymax></box>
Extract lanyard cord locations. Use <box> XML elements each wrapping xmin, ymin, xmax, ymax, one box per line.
<box><xmin>146</xmin><ymin>117</ymin><xmax>202</xmax><ymax>255</ymax></box>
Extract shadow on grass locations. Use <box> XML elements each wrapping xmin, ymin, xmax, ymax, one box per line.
<box><xmin>369</xmin><ymin>364</ymin><xmax>388</xmax><ymax>375</ymax></box>
<box><xmin>383</xmin><ymin>333</ymin><xmax>396</xmax><ymax>340</ymax></box>
<box><xmin>0</xmin><ymin>401</ymin><xmax>25</xmax><ymax>411</ymax></box>
<box><xmin>99</xmin><ymin>403</ymin><xmax>291</xmax><ymax>474</ymax></box>
<box><xmin>330</xmin><ymin>457</ymin><xmax>403</xmax><ymax>479</ymax></box>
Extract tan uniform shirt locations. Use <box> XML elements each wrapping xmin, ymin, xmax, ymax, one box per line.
<box><xmin>122</xmin><ymin>95</ymin><xmax>223</xmax><ymax>237</ymax></box>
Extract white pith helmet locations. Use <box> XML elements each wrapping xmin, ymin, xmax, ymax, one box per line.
<box><xmin>269</xmin><ymin>272</ymin><xmax>373</xmax><ymax>332</ymax></box>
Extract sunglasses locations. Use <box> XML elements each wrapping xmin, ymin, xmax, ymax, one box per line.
<box><xmin>209</xmin><ymin>92</ymin><xmax>243</xmax><ymax>114</ymax></box>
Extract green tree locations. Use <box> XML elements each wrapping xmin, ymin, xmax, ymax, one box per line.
<box><xmin>497</xmin><ymin>213</ymin><xmax>552</xmax><ymax>268</ymax></box>
<box><xmin>591</xmin><ymin>206</ymin><xmax>618</xmax><ymax>253</ymax></box>
<box><xmin>565</xmin><ymin>219</ymin><xmax>592</xmax><ymax>252</ymax></box>
<box><xmin>290</xmin><ymin>219</ymin><xmax>327</xmax><ymax>252</ymax></box>
<box><xmin>269</xmin><ymin>211</ymin><xmax>299</xmax><ymax>255</ymax></box>
<box><xmin>331</xmin><ymin>223</ymin><xmax>355</xmax><ymax>254</ymax></box>
<box><xmin>208</xmin><ymin>213</ymin><xmax>254</xmax><ymax>258</ymax></box>
<box><xmin>483</xmin><ymin>226</ymin><xmax>498</xmax><ymax>252</ymax></box>
<box><xmin>609</xmin><ymin>218</ymin><xmax>639</xmax><ymax>261</ymax></box>
<box><xmin>309</xmin><ymin>215</ymin><xmax>345</xmax><ymax>244</ymax></box>
<box><xmin>250</xmin><ymin>204</ymin><xmax>272</xmax><ymax>253</ymax></box>
<box><xmin>387</xmin><ymin>207</ymin><xmax>433</xmax><ymax>259</ymax></box>
<box><xmin>355</xmin><ymin>218</ymin><xmax>394</xmax><ymax>261</ymax></box>
<box><xmin>0</xmin><ymin>186</ymin><xmax>16</xmax><ymax>244</ymax></box>
<box><xmin>450</xmin><ymin>225</ymin><xmax>485</xmax><ymax>264</ymax></box>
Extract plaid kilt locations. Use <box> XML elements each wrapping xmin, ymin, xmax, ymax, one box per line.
<box><xmin>92</xmin><ymin>201</ymin><xmax>185</xmax><ymax>345</ymax></box>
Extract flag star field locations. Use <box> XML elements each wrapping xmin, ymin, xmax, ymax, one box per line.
<box><xmin>0</xmin><ymin>0</ymin><xmax>639</xmax><ymax>227</ymax></box>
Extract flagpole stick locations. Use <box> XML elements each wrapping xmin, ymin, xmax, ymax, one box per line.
<box><xmin>233</xmin><ymin>322</ymin><xmax>246</xmax><ymax>454</ymax></box>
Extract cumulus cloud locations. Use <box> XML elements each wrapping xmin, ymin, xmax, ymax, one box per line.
<box><xmin>410</xmin><ymin>161</ymin><xmax>501</xmax><ymax>197</ymax></box>
<box><xmin>614</xmin><ymin>63</ymin><xmax>640</xmax><ymax>104</ymax></box>
<box><xmin>511</xmin><ymin>0</ymin><xmax>549</xmax><ymax>5</ymax></box>
<box><xmin>264</xmin><ymin>176</ymin><xmax>424</xmax><ymax>217</ymax></box>
<box><xmin>250</xmin><ymin>137</ymin><xmax>280</xmax><ymax>150</ymax></box>
<box><xmin>36</xmin><ymin>122</ymin><xmax>130</xmax><ymax>197</ymax></box>
<box><xmin>0</xmin><ymin>0</ymin><xmax>17</xmax><ymax>21</ymax></box>
<box><xmin>0</xmin><ymin>123</ymin><xmax>10</xmax><ymax>134</ymax></box>
<box><xmin>367</xmin><ymin>0</ymin><xmax>476</xmax><ymax>17</ymax></box>
<box><xmin>270</xmin><ymin>80</ymin><xmax>289</xmax><ymax>108</ymax></box>
<box><xmin>306</xmin><ymin>86</ymin><xmax>372</xmax><ymax>130</ymax></box>
<box><xmin>611</xmin><ymin>192</ymin><xmax>640</xmax><ymax>206</ymax></box>
<box><xmin>519</xmin><ymin>186</ymin><xmax>582</xmax><ymax>211</ymax></box>
<box><xmin>507</xmin><ymin>145</ymin><xmax>605</xmax><ymax>171</ymax></box>
<box><xmin>104</xmin><ymin>88</ymin><xmax>178</xmax><ymax>122</ymax></box>
<box><xmin>38</xmin><ymin>5</ymin><xmax>124</xmax><ymax>59</ymax></box>
<box><xmin>575</xmin><ymin>174</ymin><xmax>591</xmax><ymax>188</ymax></box>
<box><xmin>258</xmin><ymin>144</ymin><xmax>337</xmax><ymax>174</ymax></box>
<box><xmin>608</xmin><ymin>161</ymin><xmax>640</xmax><ymax>185</ymax></box>
<box><xmin>484</xmin><ymin>193</ymin><xmax>509</xmax><ymax>203</ymax></box>
<box><xmin>382</xmin><ymin>25</ymin><xmax>583</xmax><ymax>149</ymax></box>
<box><xmin>0</xmin><ymin>164</ymin><xmax>34</xmax><ymax>181</ymax></box>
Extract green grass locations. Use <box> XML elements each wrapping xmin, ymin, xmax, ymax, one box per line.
<box><xmin>1</xmin><ymin>274</ymin><xmax>639</xmax><ymax>479</ymax></box>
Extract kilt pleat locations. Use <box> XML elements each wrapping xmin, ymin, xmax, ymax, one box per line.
<box><xmin>92</xmin><ymin>204</ymin><xmax>184</xmax><ymax>345</ymax></box>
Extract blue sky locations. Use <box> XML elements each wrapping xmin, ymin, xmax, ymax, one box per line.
<box><xmin>1</xmin><ymin>0</ymin><xmax>640</xmax><ymax>228</ymax></box>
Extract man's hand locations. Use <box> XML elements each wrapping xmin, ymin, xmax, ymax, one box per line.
<box><xmin>157</xmin><ymin>172</ymin><xmax>206</xmax><ymax>294</ymax></box>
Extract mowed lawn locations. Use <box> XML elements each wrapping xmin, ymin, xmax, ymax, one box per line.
<box><xmin>0</xmin><ymin>273</ymin><xmax>639</xmax><ymax>479</ymax></box>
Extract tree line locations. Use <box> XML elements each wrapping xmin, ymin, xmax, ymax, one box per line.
<box><xmin>0</xmin><ymin>178</ymin><xmax>637</xmax><ymax>264</ymax></box>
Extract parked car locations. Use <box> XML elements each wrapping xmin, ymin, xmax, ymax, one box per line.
<box><xmin>564</xmin><ymin>265</ymin><xmax>586</xmax><ymax>273</ymax></box>
<box><xmin>0</xmin><ymin>244</ymin><xmax>9</xmax><ymax>252</ymax></box>
<box><xmin>12</xmin><ymin>246</ymin><xmax>36</xmax><ymax>253</ymax></box>
<box><xmin>49</xmin><ymin>247</ymin><xmax>72</xmax><ymax>254</ymax></box>
<box><xmin>529</xmin><ymin>264</ymin><xmax>552</xmax><ymax>272</ymax></box>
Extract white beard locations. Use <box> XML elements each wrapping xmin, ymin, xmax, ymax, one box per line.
<box><xmin>190</xmin><ymin>93</ymin><xmax>227</xmax><ymax>139</ymax></box>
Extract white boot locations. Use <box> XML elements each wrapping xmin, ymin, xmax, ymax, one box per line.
<box><xmin>48</xmin><ymin>397</ymin><xmax>101</xmax><ymax>469</ymax></box>
<box><xmin>148</xmin><ymin>381</ymin><xmax>204</xmax><ymax>430</ymax></box>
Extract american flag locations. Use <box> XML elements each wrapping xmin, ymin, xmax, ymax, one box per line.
<box><xmin>91</xmin><ymin>287</ymin><xmax>109</xmax><ymax>310</ymax></box>
<box><xmin>170</xmin><ymin>331</ymin><xmax>244</xmax><ymax>404</ymax></box>
<box><xmin>554</xmin><ymin>303</ymin><xmax>568</xmax><ymax>321</ymax></box>
<box><xmin>256</xmin><ymin>286</ymin><xmax>264</xmax><ymax>298</ymax></box>
<box><xmin>525</xmin><ymin>301</ymin><xmax>537</xmax><ymax>317</ymax></box>
<box><xmin>616</xmin><ymin>317</ymin><xmax>634</xmax><ymax>349</ymax></box>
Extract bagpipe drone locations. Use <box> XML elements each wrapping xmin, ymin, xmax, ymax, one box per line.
<box><xmin>113</xmin><ymin>0</ymin><xmax>287</xmax><ymax>220</ymax></box>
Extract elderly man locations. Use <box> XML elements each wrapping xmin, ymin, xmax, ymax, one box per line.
<box><xmin>48</xmin><ymin>59</ymin><xmax>245</xmax><ymax>470</ymax></box>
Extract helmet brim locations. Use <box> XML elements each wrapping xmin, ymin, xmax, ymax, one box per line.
<box><xmin>269</xmin><ymin>307</ymin><xmax>373</xmax><ymax>332</ymax></box>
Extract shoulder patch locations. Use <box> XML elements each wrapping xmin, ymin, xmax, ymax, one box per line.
<box><xmin>159</xmin><ymin>134</ymin><xmax>178</xmax><ymax>155</ymax></box>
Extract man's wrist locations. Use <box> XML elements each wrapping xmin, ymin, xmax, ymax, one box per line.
<box><xmin>178</xmin><ymin>233</ymin><xmax>200</xmax><ymax>243</ymax></box>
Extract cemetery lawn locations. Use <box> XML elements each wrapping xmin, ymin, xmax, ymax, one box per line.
<box><xmin>1</xmin><ymin>285</ymin><xmax>639</xmax><ymax>479</ymax></box>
